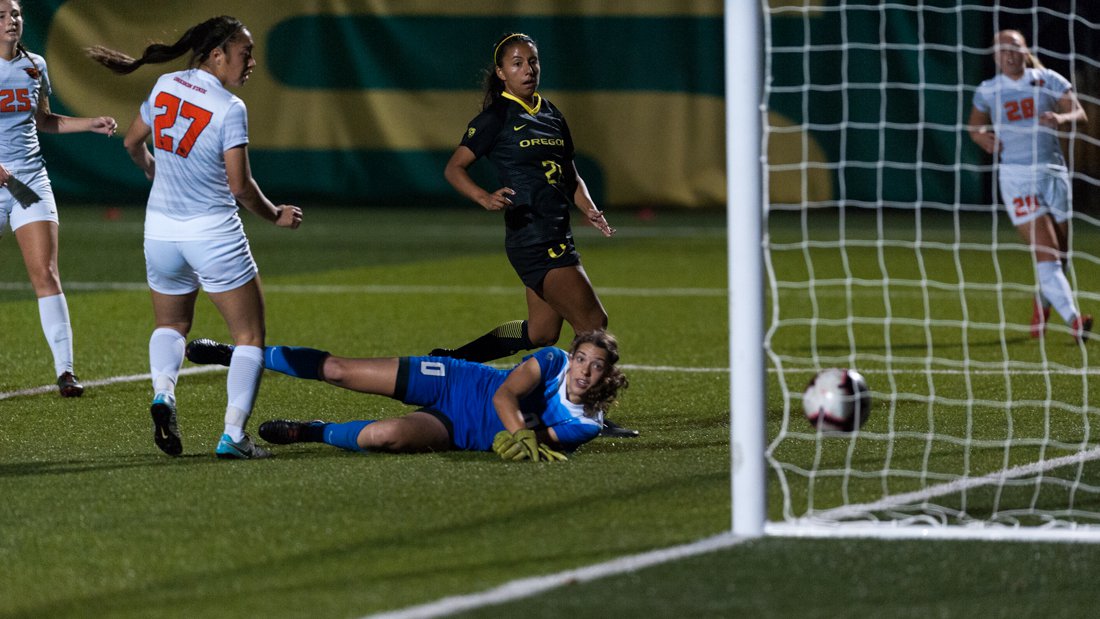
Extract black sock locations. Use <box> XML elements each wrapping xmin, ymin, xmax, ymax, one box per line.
<box><xmin>445</xmin><ymin>320</ymin><xmax>535</xmax><ymax>362</ymax></box>
<box><xmin>300</xmin><ymin>423</ymin><xmax>326</xmax><ymax>443</ymax></box>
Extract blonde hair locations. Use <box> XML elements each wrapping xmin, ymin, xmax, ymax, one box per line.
<box><xmin>997</xmin><ymin>29</ymin><xmax>1045</xmax><ymax>70</ymax></box>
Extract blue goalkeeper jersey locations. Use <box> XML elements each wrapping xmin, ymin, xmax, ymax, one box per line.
<box><xmin>402</xmin><ymin>347</ymin><xmax>603</xmax><ymax>451</ymax></box>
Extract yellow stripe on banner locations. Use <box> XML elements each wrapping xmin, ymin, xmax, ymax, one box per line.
<box><xmin>47</xmin><ymin>0</ymin><xmax>732</xmax><ymax>205</ymax></box>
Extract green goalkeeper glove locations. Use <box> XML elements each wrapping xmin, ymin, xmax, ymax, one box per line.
<box><xmin>492</xmin><ymin>429</ymin><xmax>541</xmax><ymax>461</ymax></box>
<box><xmin>537</xmin><ymin>443</ymin><xmax>569</xmax><ymax>462</ymax></box>
<box><xmin>492</xmin><ymin>430</ymin><xmax>515</xmax><ymax>456</ymax></box>
<box><xmin>507</xmin><ymin>429</ymin><xmax>540</xmax><ymax>461</ymax></box>
<box><xmin>491</xmin><ymin>431</ymin><xmax>525</xmax><ymax>460</ymax></box>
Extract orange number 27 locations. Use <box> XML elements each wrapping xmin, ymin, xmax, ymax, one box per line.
<box><xmin>152</xmin><ymin>92</ymin><xmax>213</xmax><ymax>158</ymax></box>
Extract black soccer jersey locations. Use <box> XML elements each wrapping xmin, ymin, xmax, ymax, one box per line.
<box><xmin>459</xmin><ymin>92</ymin><xmax>578</xmax><ymax>248</ymax></box>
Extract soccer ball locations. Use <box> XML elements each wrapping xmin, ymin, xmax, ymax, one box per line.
<box><xmin>802</xmin><ymin>368</ymin><xmax>871</xmax><ymax>432</ymax></box>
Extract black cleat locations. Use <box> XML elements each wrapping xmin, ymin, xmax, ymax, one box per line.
<box><xmin>150</xmin><ymin>394</ymin><xmax>182</xmax><ymax>456</ymax></box>
<box><xmin>429</xmin><ymin>348</ymin><xmax>456</xmax><ymax>358</ymax></box>
<box><xmin>186</xmin><ymin>338</ymin><xmax>234</xmax><ymax>366</ymax></box>
<box><xmin>599</xmin><ymin>418</ymin><xmax>639</xmax><ymax>438</ymax></box>
<box><xmin>1072</xmin><ymin>314</ymin><xmax>1093</xmax><ymax>344</ymax></box>
<box><xmin>259</xmin><ymin>419</ymin><xmax>327</xmax><ymax>445</ymax></box>
<box><xmin>57</xmin><ymin>371</ymin><xmax>84</xmax><ymax>397</ymax></box>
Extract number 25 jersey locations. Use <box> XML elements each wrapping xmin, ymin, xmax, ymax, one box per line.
<box><xmin>139</xmin><ymin>68</ymin><xmax>249</xmax><ymax>241</ymax></box>
<box><xmin>0</xmin><ymin>51</ymin><xmax>49</xmax><ymax>173</ymax></box>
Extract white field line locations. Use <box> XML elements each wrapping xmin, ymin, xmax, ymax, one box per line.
<box><xmin>0</xmin><ymin>281</ymin><xmax>725</xmax><ymax>297</ymax></box>
<box><xmin>815</xmin><ymin>445</ymin><xmax>1100</xmax><ymax>522</ymax></box>
<box><xmin>364</xmin><ymin>533</ymin><xmax>748</xmax><ymax>619</ymax></box>
<box><xmin>0</xmin><ymin>365</ymin><xmax>226</xmax><ymax>400</ymax></box>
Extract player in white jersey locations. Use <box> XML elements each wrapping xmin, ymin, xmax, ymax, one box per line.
<box><xmin>183</xmin><ymin>330</ymin><xmax>628</xmax><ymax>461</ymax></box>
<box><xmin>968</xmin><ymin>29</ymin><xmax>1091</xmax><ymax>343</ymax></box>
<box><xmin>0</xmin><ymin>0</ymin><xmax>117</xmax><ymax>396</ymax></box>
<box><xmin>88</xmin><ymin>16</ymin><xmax>303</xmax><ymax>459</ymax></box>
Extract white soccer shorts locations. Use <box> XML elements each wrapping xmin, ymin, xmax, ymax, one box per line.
<box><xmin>0</xmin><ymin>167</ymin><xmax>59</xmax><ymax>237</ymax></box>
<box><xmin>144</xmin><ymin>234</ymin><xmax>258</xmax><ymax>295</ymax></box>
<box><xmin>998</xmin><ymin>164</ymin><xmax>1071</xmax><ymax>226</ymax></box>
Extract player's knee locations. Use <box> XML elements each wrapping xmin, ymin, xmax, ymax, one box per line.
<box><xmin>593</xmin><ymin>309</ymin><xmax>609</xmax><ymax>329</ymax></box>
<box><xmin>572</xmin><ymin>309</ymin><xmax>608</xmax><ymax>334</ymax></box>
<box><xmin>527</xmin><ymin>327</ymin><xmax>560</xmax><ymax>348</ymax></box>
<box><xmin>320</xmin><ymin>356</ymin><xmax>352</xmax><ymax>385</ymax></box>
<box><xmin>28</xmin><ymin>264</ymin><xmax>61</xmax><ymax>294</ymax></box>
<box><xmin>360</xmin><ymin>424</ymin><xmax>410</xmax><ymax>453</ymax></box>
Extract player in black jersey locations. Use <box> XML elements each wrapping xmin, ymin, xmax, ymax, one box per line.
<box><xmin>432</xmin><ymin>33</ymin><xmax>636</xmax><ymax>438</ymax></box>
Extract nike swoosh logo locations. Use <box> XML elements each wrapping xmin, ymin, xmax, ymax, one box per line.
<box><xmin>158</xmin><ymin>427</ymin><xmax>169</xmax><ymax>440</ymax></box>
<box><xmin>513</xmin><ymin>124</ymin><xmax>527</xmax><ymax>131</ymax></box>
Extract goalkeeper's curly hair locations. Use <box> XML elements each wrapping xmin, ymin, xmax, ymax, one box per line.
<box><xmin>569</xmin><ymin>330</ymin><xmax>628</xmax><ymax>416</ymax></box>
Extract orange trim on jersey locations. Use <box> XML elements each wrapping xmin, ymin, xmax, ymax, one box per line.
<box><xmin>501</xmin><ymin>91</ymin><xmax>541</xmax><ymax>116</ymax></box>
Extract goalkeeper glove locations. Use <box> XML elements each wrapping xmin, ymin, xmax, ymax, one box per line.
<box><xmin>492</xmin><ymin>430</ymin><xmax>515</xmax><ymax>455</ymax></box>
<box><xmin>537</xmin><ymin>443</ymin><xmax>569</xmax><ymax>462</ymax></box>
<box><xmin>491</xmin><ymin>429</ymin><xmax>542</xmax><ymax>461</ymax></box>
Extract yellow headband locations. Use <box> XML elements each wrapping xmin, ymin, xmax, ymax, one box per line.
<box><xmin>493</xmin><ymin>33</ymin><xmax>529</xmax><ymax>64</ymax></box>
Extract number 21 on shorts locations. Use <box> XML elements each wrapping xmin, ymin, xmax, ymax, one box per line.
<box><xmin>1013</xmin><ymin>194</ymin><xmax>1041</xmax><ymax>218</ymax></box>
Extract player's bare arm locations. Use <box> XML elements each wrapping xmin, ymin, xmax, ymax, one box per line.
<box><xmin>571</xmin><ymin>161</ymin><xmax>614</xmax><ymax>237</ymax></box>
<box><xmin>225</xmin><ymin>145</ymin><xmax>302</xmax><ymax>228</ymax></box>
<box><xmin>33</xmin><ymin>94</ymin><xmax>116</xmax><ymax>136</ymax></box>
<box><xmin>444</xmin><ymin>145</ymin><xmax>514</xmax><ymax>211</ymax></box>
<box><xmin>123</xmin><ymin>114</ymin><xmax>155</xmax><ymax>180</ymax></box>
<box><xmin>1040</xmin><ymin>90</ymin><xmax>1089</xmax><ymax>129</ymax></box>
<box><xmin>491</xmin><ymin>357</ymin><xmax>543</xmax><ymax>433</ymax></box>
<box><xmin>967</xmin><ymin>106</ymin><xmax>1000</xmax><ymax>155</ymax></box>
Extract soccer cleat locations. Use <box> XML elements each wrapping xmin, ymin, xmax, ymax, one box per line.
<box><xmin>258</xmin><ymin>419</ymin><xmax>327</xmax><ymax>444</ymax></box>
<box><xmin>150</xmin><ymin>394</ymin><xmax>182</xmax><ymax>456</ymax></box>
<box><xmin>185</xmin><ymin>338</ymin><xmax>234</xmax><ymax>366</ymax></box>
<box><xmin>1071</xmin><ymin>314</ymin><xmax>1093</xmax><ymax>344</ymax></box>
<box><xmin>429</xmin><ymin>348</ymin><xmax>456</xmax><ymax>358</ymax></box>
<box><xmin>57</xmin><ymin>371</ymin><xmax>84</xmax><ymax>397</ymax></box>
<box><xmin>1030</xmin><ymin>300</ymin><xmax>1052</xmax><ymax>339</ymax></box>
<box><xmin>215</xmin><ymin>433</ymin><xmax>273</xmax><ymax>459</ymax></box>
<box><xmin>599</xmin><ymin>417</ymin><xmax>640</xmax><ymax>438</ymax></box>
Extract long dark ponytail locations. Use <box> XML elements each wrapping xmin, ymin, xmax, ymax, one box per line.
<box><xmin>86</xmin><ymin>16</ymin><xmax>244</xmax><ymax>75</ymax></box>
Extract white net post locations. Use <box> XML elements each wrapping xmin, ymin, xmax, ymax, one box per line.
<box><xmin>760</xmin><ymin>0</ymin><xmax>1100</xmax><ymax>541</ymax></box>
<box><xmin>727</xmin><ymin>0</ymin><xmax>766</xmax><ymax>538</ymax></box>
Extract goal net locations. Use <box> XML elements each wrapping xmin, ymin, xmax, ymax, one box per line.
<box><xmin>740</xmin><ymin>0</ymin><xmax>1100</xmax><ymax>540</ymax></box>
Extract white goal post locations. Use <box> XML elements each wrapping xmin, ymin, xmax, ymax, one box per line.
<box><xmin>730</xmin><ymin>0</ymin><xmax>1100</xmax><ymax>542</ymax></box>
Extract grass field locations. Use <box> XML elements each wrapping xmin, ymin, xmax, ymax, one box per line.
<box><xmin>2</xmin><ymin>205</ymin><xmax>1100</xmax><ymax>618</ymax></box>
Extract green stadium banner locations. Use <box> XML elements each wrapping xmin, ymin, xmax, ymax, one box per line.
<box><xmin>24</xmin><ymin>0</ymin><xmax>724</xmax><ymax>206</ymax></box>
<box><xmin>22</xmin><ymin>1</ymin><xmax>986</xmax><ymax>208</ymax></box>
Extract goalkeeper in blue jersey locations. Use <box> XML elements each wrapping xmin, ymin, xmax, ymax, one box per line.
<box><xmin>184</xmin><ymin>330</ymin><xmax>628</xmax><ymax>461</ymax></box>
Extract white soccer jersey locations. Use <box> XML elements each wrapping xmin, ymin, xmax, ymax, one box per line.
<box><xmin>972</xmin><ymin>67</ymin><xmax>1072</xmax><ymax>167</ymax></box>
<box><xmin>0</xmin><ymin>51</ymin><xmax>50</xmax><ymax>173</ymax></box>
<box><xmin>139</xmin><ymin>69</ymin><xmax>249</xmax><ymax>241</ymax></box>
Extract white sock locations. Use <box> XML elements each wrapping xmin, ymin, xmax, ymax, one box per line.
<box><xmin>149</xmin><ymin>327</ymin><xmax>185</xmax><ymax>400</ymax></box>
<box><xmin>38</xmin><ymin>293</ymin><xmax>73</xmax><ymax>376</ymax></box>
<box><xmin>1037</xmin><ymin>260</ymin><xmax>1078</xmax><ymax>324</ymax></box>
<box><xmin>224</xmin><ymin>345</ymin><xmax>264</xmax><ymax>441</ymax></box>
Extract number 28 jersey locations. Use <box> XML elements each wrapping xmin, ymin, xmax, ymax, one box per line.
<box><xmin>139</xmin><ymin>69</ymin><xmax>249</xmax><ymax>241</ymax></box>
<box><xmin>972</xmin><ymin>67</ymin><xmax>1072</xmax><ymax>167</ymax></box>
<box><xmin>460</xmin><ymin>92</ymin><xmax>578</xmax><ymax>248</ymax></box>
